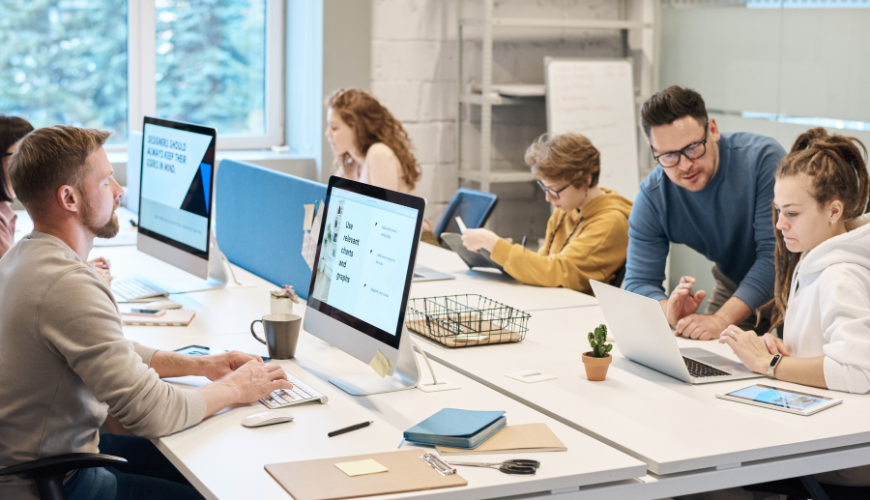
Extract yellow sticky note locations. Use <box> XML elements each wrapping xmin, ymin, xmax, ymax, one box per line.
<box><xmin>334</xmin><ymin>458</ymin><xmax>389</xmax><ymax>477</ymax></box>
<box><xmin>369</xmin><ymin>350</ymin><xmax>391</xmax><ymax>378</ymax></box>
<box><xmin>303</xmin><ymin>204</ymin><xmax>315</xmax><ymax>231</ymax></box>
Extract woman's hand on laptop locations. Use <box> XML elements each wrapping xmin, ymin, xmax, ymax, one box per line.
<box><xmin>719</xmin><ymin>326</ymin><xmax>788</xmax><ymax>373</ymax></box>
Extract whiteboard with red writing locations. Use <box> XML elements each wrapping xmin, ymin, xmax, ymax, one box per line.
<box><xmin>545</xmin><ymin>58</ymin><xmax>639</xmax><ymax>200</ymax></box>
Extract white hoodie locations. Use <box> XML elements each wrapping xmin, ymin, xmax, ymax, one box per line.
<box><xmin>784</xmin><ymin>214</ymin><xmax>870</xmax><ymax>393</ymax></box>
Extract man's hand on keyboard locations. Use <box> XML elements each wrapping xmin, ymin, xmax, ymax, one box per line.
<box><xmin>199</xmin><ymin>361</ymin><xmax>294</xmax><ymax>416</ymax></box>
<box><xmin>200</xmin><ymin>350</ymin><xmax>264</xmax><ymax>381</ymax></box>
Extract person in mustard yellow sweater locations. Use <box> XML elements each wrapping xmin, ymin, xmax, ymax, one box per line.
<box><xmin>461</xmin><ymin>133</ymin><xmax>632</xmax><ymax>295</ymax></box>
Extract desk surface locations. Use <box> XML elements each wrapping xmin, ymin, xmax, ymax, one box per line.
<box><xmin>105</xmin><ymin>247</ymin><xmax>646</xmax><ymax>500</ymax></box>
<box><xmin>415</xmin><ymin>306</ymin><xmax>870</xmax><ymax>476</ymax></box>
<box><xmin>412</xmin><ymin>243</ymin><xmax>597</xmax><ymax>311</ymax></box>
<box><xmin>127</xmin><ymin>331</ymin><xmax>646</xmax><ymax>500</ymax></box>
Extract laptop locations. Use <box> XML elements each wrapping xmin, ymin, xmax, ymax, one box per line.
<box><xmin>412</xmin><ymin>264</ymin><xmax>454</xmax><ymax>282</ymax></box>
<box><xmin>589</xmin><ymin>280</ymin><xmax>763</xmax><ymax>384</ymax></box>
<box><xmin>440</xmin><ymin>233</ymin><xmax>507</xmax><ymax>274</ymax></box>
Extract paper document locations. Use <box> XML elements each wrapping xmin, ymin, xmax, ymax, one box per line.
<box><xmin>303</xmin><ymin>204</ymin><xmax>315</xmax><ymax>231</ymax></box>
<box><xmin>369</xmin><ymin>350</ymin><xmax>392</xmax><ymax>378</ymax></box>
<box><xmin>301</xmin><ymin>201</ymin><xmax>324</xmax><ymax>271</ymax></box>
<box><xmin>334</xmin><ymin>459</ymin><xmax>388</xmax><ymax>477</ymax></box>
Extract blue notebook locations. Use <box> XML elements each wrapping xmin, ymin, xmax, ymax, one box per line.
<box><xmin>404</xmin><ymin>409</ymin><xmax>507</xmax><ymax>449</ymax></box>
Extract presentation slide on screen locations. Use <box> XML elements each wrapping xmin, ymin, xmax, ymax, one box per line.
<box><xmin>139</xmin><ymin>123</ymin><xmax>213</xmax><ymax>252</ymax></box>
<box><xmin>311</xmin><ymin>188</ymin><xmax>418</xmax><ymax>334</ymax></box>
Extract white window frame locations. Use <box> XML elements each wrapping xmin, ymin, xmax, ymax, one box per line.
<box><xmin>124</xmin><ymin>0</ymin><xmax>284</xmax><ymax>152</ymax></box>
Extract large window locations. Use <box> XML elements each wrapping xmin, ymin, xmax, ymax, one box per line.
<box><xmin>0</xmin><ymin>0</ymin><xmax>129</xmax><ymax>145</ymax></box>
<box><xmin>0</xmin><ymin>0</ymin><xmax>283</xmax><ymax>150</ymax></box>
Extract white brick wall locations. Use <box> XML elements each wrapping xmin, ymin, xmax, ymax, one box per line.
<box><xmin>371</xmin><ymin>0</ymin><xmax>624</xmax><ymax>241</ymax></box>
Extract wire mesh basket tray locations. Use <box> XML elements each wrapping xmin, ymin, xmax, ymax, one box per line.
<box><xmin>405</xmin><ymin>294</ymin><xmax>530</xmax><ymax>348</ymax></box>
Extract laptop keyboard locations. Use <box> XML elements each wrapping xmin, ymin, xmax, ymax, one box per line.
<box><xmin>111</xmin><ymin>278</ymin><xmax>168</xmax><ymax>301</ymax></box>
<box><xmin>683</xmin><ymin>357</ymin><xmax>731</xmax><ymax>378</ymax></box>
<box><xmin>259</xmin><ymin>373</ymin><xmax>329</xmax><ymax>409</ymax></box>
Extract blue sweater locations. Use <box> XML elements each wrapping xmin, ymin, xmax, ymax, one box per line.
<box><xmin>624</xmin><ymin>132</ymin><xmax>786</xmax><ymax>310</ymax></box>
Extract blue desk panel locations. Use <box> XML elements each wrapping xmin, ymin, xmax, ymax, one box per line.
<box><xmin>215</xmin><ymin>159</ymin><xmax>326</xmax><ymax>299</ymax></box>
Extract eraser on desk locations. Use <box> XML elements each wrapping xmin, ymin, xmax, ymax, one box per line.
<box><xmin>505</xmin><ymin>369</ymin><xmax>557</xmax><ymax>384</ymax></box>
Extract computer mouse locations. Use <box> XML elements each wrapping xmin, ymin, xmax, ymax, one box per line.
<box><xmin>144</xmin><ymin>299</ymin><xmax>183</xmax><ymax>310</ymax></box>
<box><xmin>241</xmin><ymin>410</ymin><xmax>294</xmax><ymax>428</ymax></box>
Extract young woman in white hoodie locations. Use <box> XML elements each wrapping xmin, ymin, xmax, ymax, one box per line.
<box><xmin>720</xmin><ymin>127</ymin><xmax>870</xmax><ymax>487</ymax></box>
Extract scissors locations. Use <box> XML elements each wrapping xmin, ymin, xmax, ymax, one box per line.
<box><xmin>449</xmin><ymin>459</ymin><xmax>540</xmax><ymax>475</ymax></box>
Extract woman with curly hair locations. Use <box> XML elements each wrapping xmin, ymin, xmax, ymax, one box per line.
<box><xmin>324</xmin><ymin>88</ymin><xmax>421</xmax><ymax>195</ymax></box>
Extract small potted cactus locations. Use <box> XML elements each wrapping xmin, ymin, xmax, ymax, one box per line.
<box><xmin>582</xmin><ymin>324</ymin><xmax>613</xmax><ymax>381</ymax></box>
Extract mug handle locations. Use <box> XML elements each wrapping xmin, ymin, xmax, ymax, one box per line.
<box><xmin>250</xmin><ymin>319</ymin><xmax>267</xmax><ymax>345</ymax></box>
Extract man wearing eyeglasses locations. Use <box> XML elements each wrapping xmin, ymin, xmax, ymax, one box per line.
<box><xmin>624</xmin><ymin>86</ymin><xmax>786</xmax><ymax>339</ymax></box>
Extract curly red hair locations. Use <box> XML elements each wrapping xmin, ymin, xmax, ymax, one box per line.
<box><xmin>325</xmin><ymin>88</ymin><xmax>421</xmax><ymax>190</ymax></box>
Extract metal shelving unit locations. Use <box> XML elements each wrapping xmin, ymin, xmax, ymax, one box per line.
<box><xmin>456</xmin><ymin>0</ymin><xmax>661</xmax><ymax>192</ymax></box>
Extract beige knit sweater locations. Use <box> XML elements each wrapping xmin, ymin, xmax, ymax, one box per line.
<box><xmin>0</xmin><ymin>232</ymin><xmax>206</xmax><ymax>500</ymax></box>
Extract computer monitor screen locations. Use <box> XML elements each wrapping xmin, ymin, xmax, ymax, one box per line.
<box><xmin>138</xmin><ymin>117</ymin><xmax>216</xmax><ymax>273</ymax></box>
<box><xmin>307</xmin><ymin>178</ymin><xmax>424</xmax><ymax>351</ymax></box>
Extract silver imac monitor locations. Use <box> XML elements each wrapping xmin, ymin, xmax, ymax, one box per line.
<box><xmin>304</xmin><ymin>176</ymin><xmax>425</xmax><ymax>396</ymax></box>
<box><xmin>122</xmin><ymin>117</ymin><xmax>221</xmax><ymax>297</ymax></box>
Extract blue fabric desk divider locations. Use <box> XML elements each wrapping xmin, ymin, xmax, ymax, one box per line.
<box><xmin>215</xmin><ymin>159</ymin><xmax>327</xmax><ymax>299</ymax></box>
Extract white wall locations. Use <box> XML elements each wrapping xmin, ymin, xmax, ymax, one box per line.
<box><xmin>661</xmin><ymin>3</ymin><xmax>870</xmax><ymax>306</ymax></box>
<box><xmin>370</xmin><ymin>0</ymin><xmax>626</xmax><ymax>241</ymax></box>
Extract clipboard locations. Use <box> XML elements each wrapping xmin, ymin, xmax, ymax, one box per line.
<box><xmin>265</xmin><ymin>449</ymin><xmax>467</xmax><ymax>500</ymax></box>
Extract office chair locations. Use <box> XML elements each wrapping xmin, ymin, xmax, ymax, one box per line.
<box><xmin>0</xmin><ymin>453</ymin><xmax>127</xmax><ymax>500</ymax></box>
<box><xmin>611</xmin><ymin>264</ymin><xmax>627</xmax><ymax>288</ymax></box>
<box><xmin>434</xmin><ymin>188</ymin><xmax>498</xmax><ymax>246</ymax></box>
<box><xmin>744</xmin><ymin>475</ymin><xmax>870</xmax><ymax>500</ymax></box>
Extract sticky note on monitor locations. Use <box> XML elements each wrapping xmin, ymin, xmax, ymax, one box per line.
<box><xmin>369</xmin><ymin>350</ymin><xmax>392</xmax><ymax>378</ymax></box>
<box><xmin>334</xmin><ymin>458</ymin><xmax>388</xmax><ymax>477</ymax></box>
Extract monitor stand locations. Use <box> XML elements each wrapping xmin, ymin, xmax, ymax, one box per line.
<box><xmin>329</xmin><ymin>326</ymin><xmax>422</xmax><ymax>396</ymax></box>
<box><xmin>151</xmin><ymin>233</ymin><xmax>230</xmax><ymax>294</ymax></box>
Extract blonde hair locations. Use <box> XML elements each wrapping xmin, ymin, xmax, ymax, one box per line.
<box><xmin>524</xmin><ymin>133</ymin><xmax>600</xmax><ymax>188</ymax></box>
<box><xmin>326</xmin><ymin>88</ymin><xmax>421</xmax><ymax>190</ymax></box>
<box><xmin>758</xmin><ymin>127</ymin><xmax>870</xmax><ymax>331</ymax></box>
<box><xmin>9</xmin><ymin>125</ymin><xmax>111</xmax><ymax>217</ymax></box>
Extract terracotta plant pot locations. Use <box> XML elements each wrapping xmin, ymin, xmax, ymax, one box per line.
<box><xmin>582</xmin><ymin>352</ymin><xmax>612</xmax><ymax>381</ymax></box>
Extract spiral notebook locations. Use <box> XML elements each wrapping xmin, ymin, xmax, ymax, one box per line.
<box><xmin>121</xmin><ymin>309</ymin><xmax>196</xmax><ymax>326</ymax></box>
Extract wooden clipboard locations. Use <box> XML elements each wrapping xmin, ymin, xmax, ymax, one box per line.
<box><xmin>265</xmin><ymin>449</ymin><xmax>467</xmax><ymax>500</ymax></box>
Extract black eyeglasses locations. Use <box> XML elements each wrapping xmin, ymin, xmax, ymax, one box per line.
<box><xmin>2</xmin><ymin>152</ymin><xmax>12</xmax><ymax>157</ymax></box>
<box><xmin>536</xmin><ymin>180</ymin><xmax>570</xmax><ymax>199</ymax></box>
<box><xmin>651</xmin><ymin>124</ymin><xmax>708</xmax><ymax>168</ymax></box>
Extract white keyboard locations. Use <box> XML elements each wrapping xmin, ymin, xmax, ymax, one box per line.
<box><xmin>111</xmin><ymin>278</ymin><xmax>168</xmax><ymax>301</ymax></box>
<box><xmin>259</xmin><ymin>373</ymin><xmax>329</xmax><ymax>409</ymax></box>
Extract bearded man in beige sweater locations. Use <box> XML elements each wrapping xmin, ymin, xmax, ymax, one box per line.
<box><xmin>0</xmin><ymin>125</ymin><xmax>293</xmax><ymax>500</ymax></box>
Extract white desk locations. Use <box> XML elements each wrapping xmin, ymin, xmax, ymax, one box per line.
<box><xmin>414</xmin><ymin>306</ymin><xmax>870</xmax><ymax>496</ymax></box>
<box><xmin>101</xmin><ymin>248</ymin><xmax>647</xmax><ymax>500</ymax></box>
<box><xmin>95</xmin><ymin>245</ymin><xmax>870</xmax><ymax>499</ymax></box>
<box><xmin>412</xmin><ymin>243</ymin><xmax>597</xmax><ymax>311</ymax></box>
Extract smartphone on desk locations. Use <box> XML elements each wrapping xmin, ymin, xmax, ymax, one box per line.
<box><xmin>716</xmin><ymin>384</ymin><xmax>842</xmax><ymax>416</ymax></box>
<box><xmin>174</xmin><ymin>345</ymin><xmax>270</xmax><ymax>361</ymax></box>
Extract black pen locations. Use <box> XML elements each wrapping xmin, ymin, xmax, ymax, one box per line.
<box><xmin>328</xmin><ymin>420</ymin><xmax>373</xmax><ymax>437</ymax></box>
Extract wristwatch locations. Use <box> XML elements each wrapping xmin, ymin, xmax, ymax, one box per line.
<box><xmin>767</xmin><ymin>353</ymin><xmax>783</xmax><ymax>379</ymax></box>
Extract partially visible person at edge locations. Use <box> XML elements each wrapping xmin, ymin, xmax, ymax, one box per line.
<box><xmin>0</xmin><ymin>116</ymin><xmax>113</xmax><ymax>284</ymax></box>
<box><xmin>0</xmin><ymin>125</ymin><xmax>293</xmax><ymax>500</ymax></box>
<box><xmin>624</xmin><ymin>86</ymin><xmax>786</xmax><ymax>340</ymax></box>
<box><xmin>460</xmin><ymin>133</ymin><xmax>632</xmax><ymax>295</ymax></box>
<box><xmin>709</xmin><ymin>129</ymin><xmax>870</xmax><ymax>496</ymax></box>
<box><xmin>324</xmin><ymin>88</ymin><xmax>435</xmax><ymax>237</ymax></box>
<box><xmin>0</xmin><ymin>116</ymin><xmax>34</xmax><ymax>258</ymax></box>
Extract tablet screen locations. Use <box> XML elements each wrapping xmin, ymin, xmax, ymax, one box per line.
<box><xmin>726</xmin><ymin>384</ymin><xmax>832</xmax><ymax>411</ymax></box>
